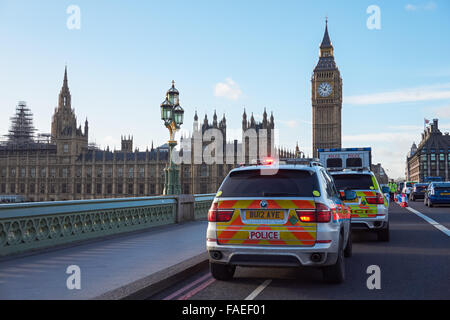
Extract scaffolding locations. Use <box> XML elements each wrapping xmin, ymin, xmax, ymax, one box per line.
<box><xmin>5</xmin><ymin>101</ymin><xmax>36</xmax><ymax>146</ymax></box>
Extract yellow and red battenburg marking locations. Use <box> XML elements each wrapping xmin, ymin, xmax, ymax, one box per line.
<box><xmin>216</xmin><ymin>199</ymin><xmax>317</xmax><ymax>246</ymax></box>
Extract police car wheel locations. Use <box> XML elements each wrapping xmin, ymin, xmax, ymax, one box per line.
<box><xmin>344</xmin><ymin>229</ymin><xmax>352</xmax><ymax>258</ymax></box>
<box><xmin>377</xmin><ymin>223</ymin><xmax>390</xmax><ymax>242</ymax></box>
<box><xmin>322</xmin><ymin>234</ymin><xmax>345</xmax><ymax>284</ymax></box>
<box><xmin>210</xmin><ymin>262</ymin><xmax>235</xmax><ymax>281</ymax></box>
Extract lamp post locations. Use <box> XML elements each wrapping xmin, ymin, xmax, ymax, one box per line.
<box><xmin>161</xmin><ymin>81</ymin><xmax>184</xmax><ymax>195</ymax></box>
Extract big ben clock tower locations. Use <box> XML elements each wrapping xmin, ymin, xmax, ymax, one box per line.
<box><xmin>312</xmin><ymin>20</ymin><xmax>342</xmax><ymax>158</ymax></box>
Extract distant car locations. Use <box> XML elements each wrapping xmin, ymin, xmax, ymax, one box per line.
<box><xmin>402</xmin><ymin>181</ymin><xmax>418</xmax><ymax>196</ymax></box>
<box><xmin>398</xmin><ymin>182</ymin><xmax>405</xmax><ymax>193</ymax></box>
<box><xmin>409</xmin><ymin>183</ymin><xmax>429</xmax><ymax>201</ymax></box>
<box><xmin>206</xmin><ymin>162</ymin><xmax>356</xmax><ymax>283</ymax></box>
<box><xmin>330</xmin><ymin>170</ymin><xmax>390</xmax><ymax>242</ymax></box>
<box><xmin>424</xmin><ymin>182</ymin><xmax>450</xmax><ymax>207</ymax></box>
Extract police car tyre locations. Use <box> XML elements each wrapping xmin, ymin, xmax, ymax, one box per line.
<box><xmin>377</xmin><ymin>223</ymin><xmax>390</xmax><ymax>242</ymax></box>
<box><xmin>322</xmin><ymin>234</ymin><xmax>345</xmax><ymax>284</ymax></box>
<box><xmin>343</xmin><ymin>228</ymin><xmax>352</xmax><ymax>258</ymax></box>
<box><xmin>210</xmin><ymin>262</ymin><xmax>235</xmax><ymax>281</ymax></box>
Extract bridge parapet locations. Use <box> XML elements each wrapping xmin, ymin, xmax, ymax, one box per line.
<box><xmin>0</xmin><ymin>194</ymin><xmax>214</xmax><ymax>257</ymax></box>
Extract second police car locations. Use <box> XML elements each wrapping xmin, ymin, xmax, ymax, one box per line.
<box><xmin>206</xmin><ymin>159</ymin><xmax>357</xmax><ymax>284</ymax></box>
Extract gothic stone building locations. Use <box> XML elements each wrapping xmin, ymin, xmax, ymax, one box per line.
<box><xmin>0</xmin><ymin>69</ymin><xmax>292</xmax><ymax>202</ymax></box>
<box><xmin>406</xmin><ymin>119</ymin><xmax>450</xmax><ymax>182</ymax></box>
<box><xmin>312</xmin><ymin>21</ymin><xmax>343</xmax><ymax>158</ymax></box>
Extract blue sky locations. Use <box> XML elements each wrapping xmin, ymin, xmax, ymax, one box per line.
<box><xmin>0</xmin><ymin>0</ymin><xmax>449</xmax><ymax>179</ymax></box>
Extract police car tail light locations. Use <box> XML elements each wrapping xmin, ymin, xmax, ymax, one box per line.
<box><xmin>366</xmin><ymin>193</ymin><xmax>384</xmax><ymax>205</ymax></box>
<box><xmin>263</xmin><ymin>157</ymin><xmax>275</xmax><ymax>165</ymax></box>
<box><xmin>315</xmin><ymin>203</ymin><xmax>331</xmax><ymax>223</ymax></box>
<box><xmin>295</xmin><ymin>209</ymin><xmax>316</xmax><ymax>222</ymax></box>
<box><xmin>295</xmin><ymin>203</ymin><xmax>331</xmax><ymax>223</ymax></box>
<box><xmin>208</xmin><ymin>203</ymin><xmax>233</xmax><ymax>222</ymax></box>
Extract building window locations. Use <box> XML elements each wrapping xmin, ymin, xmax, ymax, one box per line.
<box><xmin>20</xmin><ymin>168</ymin><xmax>26</xmax><ymax>178</ymax></box>
<box><xmin>76</xmin><ymin>184</ymin><xmax>81</xmax><ymax>194</ymax></box>
<box><xmin>139</xmin><ymin>184</ymin><xmax>144</xmax><ymax>195</ymax></box>
<box><xmin>150</xmin><ymin>184</ymin><xmax>155</xmax><ymax>195</ymax></box>
<box><xmin>50</xmin><ymin>184</ymin><xmax>55</xmax><ymax>194</ymax></box>
<box><xmin>87</xmin><ymin>168</ymin><xmax>92</xmax><ymax>178</ymax></box>
<box><xmin>107</xmin><ymin>184</ymin><xmax>112</xmax><ymax>194</ymax></box>
<box><xmin>62</xmin><ymin>168</ymin><xmax>68</xmax><ymax>178</ymax></box>
<box><xmin>50</xmin><ymin>168</ymin><xmax>56</xmax><ymax>178</ymax></box>
<box><xmin>440</xmin><ymin>154</ymin><xmax>445</xmax><ymax>161</ymax></box>
<box><xmin>76</xmin><ymin>168</ymin><xmax>82</xmax><ymax>178</ymax></box>
<box><xmin>86</xmin><ymin>183</ymin><xmax>92</xmax><ymax>194</ymax></box>
<box><xmin>200</xmin><ymin>164</ymin><xmax>208</xmax><ymax>177</ymax></box>
<box><xmin>200</xmin><ymin>183</ymin><xmax>207</xmax><ymax>194</ymax></box>
<box><xmin>20</xmin><ymin>183</ymin><xmax>25</xmax><ymax>193</ymax></box>
<box><xmin>117</xmin><ymin>183</ymin><xmax>123</xmax><ymax>194</ymax></box>
<box><xmin>183</xmin><ymin>183</ymin><xmax>190</xmax><ymax>194</ymax></box>
<box><xmin>1</xmin><ymin>168</ymin><xmax>6</xmax><ymax>178</ymax></box>
<box><xmin>96</xmin><ymin>183</ymin><xmax>102</xmax><ymax>194</ymax></box>
<box><xmin>97</xmin><ymin>167</ymin><xmax>102</xmax><ymax>178</ymax></box>
<box><xmin>10</xmin><ymin>184</ymin><xmax>16</xmax><ymax>193</ymax></box>
<box><xmin>30</xmin><ymin>183</ymin><xmax>35</xmax><ymax>193</ymax></box>
<box><xmin>64</xmin><ymin>144</ymin><xmax>69</xmax><ymax>153</ymax></box>
<box><xmin>1</xmin><ymin>184</ymin><xmax>6</xmax><ymax>193</ymax></box>
<box><xmin>40</xmin><ymin>184</ymin><xmax>45</xmax><ymax>194</ymax></box>
<box><xmin>128</xmin><ymin>183</ymin><xmax>133</xmax><ymax>194</ymax></box>
<box><xmin>61</xmin><ymin>183</ymin><xmax>67</xmax><ymax>194</ymax></box>
<box><xmin>431</xmin><ymin>154</ymin><xmax>436</xmax><ymax>161</ymax></box>
<box><xmin>183</xmin><ymin>167</ymin><xmax>190</xmax><ymax>178</ymax></box>
<box><xmin>118</xmin><ymin>167</ymin><xmax>123</xmax><ymax>178</ymax></box>
<box><xmin>139</xmin><ymin>167</ymin><xmax>145</xmax><ymax>178</ymax></box>
<box><xmin>41</xmin><ymin>168</ymin><xmax>46</xmax><ymax>178</ymax></box>
<box><xmin>30</xmin><ymin>168</ymin><xmax>36</xmax><ymax>178</ymax></box>
<box><xmin>128</xmin><ymin>168</ymin><xmax>134</xmax><ymax>178</ymax></box>
<box><xmin>10</xmin><ymin>168</ymin><xmax>16</xmax><ymax>177</ymax></box>
<box><xmin>106</xmin><ymin>167</ymin><xmax>113</xmax><ymax>178</ymax></box>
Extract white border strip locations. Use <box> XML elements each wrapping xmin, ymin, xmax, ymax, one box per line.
<box><xmin>245</xmin><ymin>279</ymin><xmax>272</xmax><ymax>300</ymax></box>
<box><xmin>406</xmin><ymin>207</ymin><xmax>450</xmax><ymax>237</ymax></box>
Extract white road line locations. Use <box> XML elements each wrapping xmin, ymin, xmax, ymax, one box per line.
<box><xmin>405</xmin><ymin>206</ymin><xmax>450</xmax><ymax>237</ymax></box>
<box><xmin>245</xmin><ymin>279</ymin><xmax>272</xmax><ymax>300</ymax></box>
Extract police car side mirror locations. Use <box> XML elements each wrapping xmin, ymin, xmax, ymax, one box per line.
<box><xmin>382</xmin><ymin>186</ymin><xmax>390</xmax><ymax>194</ymax></box>
<box><xmin>344</xmin><ymin>190</ymin><xmax>357</xmax><ymax>201</ymax></box>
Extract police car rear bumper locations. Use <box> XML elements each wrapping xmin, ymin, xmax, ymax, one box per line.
<box><xmin>206</xmin><ymin>241</ymin><xmax>340</xmax><ymax>267</ymax></box>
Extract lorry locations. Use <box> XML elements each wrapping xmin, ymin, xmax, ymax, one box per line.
<box><xmin>317</xmin><ymin>147</ymin><xmax>372</xmax><ymax>171</ymax></box>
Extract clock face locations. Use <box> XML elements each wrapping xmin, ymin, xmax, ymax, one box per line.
<box><xmin>318</xmin><ymin>82</ymin><xmax>333</xmax><ymax>97</ymax></box>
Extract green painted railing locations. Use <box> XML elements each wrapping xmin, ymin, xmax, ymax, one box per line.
<box><xmin>0</xmin><ymin>194</ymin><xmax>214</xmax><ymax>257</ymax></box>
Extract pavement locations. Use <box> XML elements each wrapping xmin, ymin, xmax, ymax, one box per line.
<box><xmin>0</xmin><ymin>221</ymin><xmax>208</xmax><ymax>300</ymax></box>
<box><xmin>151</xmin><ymin>201</ymin><xmax>450</xmax><ymax>300</ymax></box>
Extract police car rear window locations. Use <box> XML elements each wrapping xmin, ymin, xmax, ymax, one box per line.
<box><xmin>219</xmin><ymin>169</ymin><xmax>319</xmax><ymax>198</ymax></box>
<box><xmin>332</xmin><ymin>174</ymin><xmax>374</xmax><ymax>191</ymax></box>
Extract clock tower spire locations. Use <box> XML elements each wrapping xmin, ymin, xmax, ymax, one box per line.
<box><xmin>311</xmin><ymin>20</ymin><xmax>343</xmax><ymax>158</ymax></box>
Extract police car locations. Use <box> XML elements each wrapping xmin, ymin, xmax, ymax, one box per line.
<box><xmin>206</xmin><ymin>159</ymin><xmax>356</xmax><ymax>284</ymax></box>
<box><xmin>330</xmin><ymin>170</ymin><xmax>389</xmax><ymax>242</ymax></box>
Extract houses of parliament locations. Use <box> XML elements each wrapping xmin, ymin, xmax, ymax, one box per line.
<box><xmin>0</xmin><ymin>68</ymin><xmax>297</xmax><ymax>202</ymax></box>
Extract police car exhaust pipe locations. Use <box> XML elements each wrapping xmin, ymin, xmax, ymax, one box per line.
<box><xmin>310</xmin><ymin>253</ymin><xmax>323</xmax><ymax>263</ymax></box>
<box><xmin>210</xmin><ymin>251</ymin><xmax>223</xmax><ymax>260</ymax></box>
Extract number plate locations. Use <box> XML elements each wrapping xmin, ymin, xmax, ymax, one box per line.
<box><xmin>245</xmin><ymin>210</ymin><xmax>285</xmax><ymax>220</ymax></box>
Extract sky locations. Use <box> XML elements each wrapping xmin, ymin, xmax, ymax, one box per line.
<box><xmin>0</xmin><ymin>0</ymin><xmax>450</xmax><ymax>179</ymax></box>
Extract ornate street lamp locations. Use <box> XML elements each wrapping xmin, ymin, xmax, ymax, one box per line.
<box><xmin>161</xmin><ymin>81</ymin><xmax>184</xmax><ymax>195</ymax></box>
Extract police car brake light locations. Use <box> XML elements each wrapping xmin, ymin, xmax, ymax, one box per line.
<box><xmin>208</xmin><ymin>202</ymin><xmax>233</xmax><ymax>222</ymax></box>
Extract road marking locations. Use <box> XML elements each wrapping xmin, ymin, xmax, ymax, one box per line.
<box><xmin>245</xmin><ymin>279</ymin><xmax>272</xmax><ymax>300</ymax></box>
<box><xmin>163</xmin><ymin>272</ymin><xmax>212</xmax><ymax>300</ymax></box>
<box><xmin>178</xmin><ymin>277</ymin><xmax>216</xmax><ymax>300</ymax></box>
<box><xmin>405</xmin><ymin>206</ymin><xmax>450</xmax><ymax>237</ymax></box>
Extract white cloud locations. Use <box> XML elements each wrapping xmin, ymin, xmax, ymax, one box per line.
<box><xmin>214</xmin><ymin>78</ymin><xmax>242</xmax><ymax>101</ymax></box>
<box><xmin>405</xmin><ymin>4</ymin><xmax>418</xmax><ymax>11</ymax></box>
<box><xmin>433</xmin><ymin>105</ymin><xmax>450</xmax><ymax>118</ymax></box>
<box><xmin>345</xmin><ymin>83</ymin><xmax>450</xmax><ymax>105</ymax></box>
